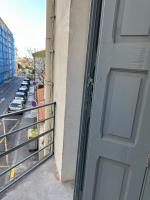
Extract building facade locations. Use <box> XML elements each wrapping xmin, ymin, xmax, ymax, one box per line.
<box><xmin>0</xmin><ymin>18</ymin><xmax>15</xmax><ymax>84</ymax></box>
<box><xmin>32</xmin><ymin>50</ymin><xmax>45</xmax><ymax>84</ymax></box>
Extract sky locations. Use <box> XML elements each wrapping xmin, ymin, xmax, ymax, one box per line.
<box><xmin>0</xmin><ymin>0</ymin><xmax>46</xmax><ymax>57</ymax></box>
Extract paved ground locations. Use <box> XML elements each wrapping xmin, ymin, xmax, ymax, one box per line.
<box><xmin>2</xmin><ymin>159</ymin><xmax>74</xmax><ymax>200</ymax></box>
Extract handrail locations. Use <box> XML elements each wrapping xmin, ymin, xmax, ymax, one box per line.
<box><xmin>0</xmin><ymin>129</ymin><xmax>54</xmax><ymax>158</ymax></box>
<box><xmin>0</xmin><ymin>115</ymin><xmax>54</xmax><ymax>140</ymax></box>
<box><xmin>0</xmin><ymin>142</ymin><xmax>53</xmax><ymax>177</ymax></box>
<box><xmin>0</xmin><ymin>102</ymin><xmax>56</xmax><ymax>119</ymax></box>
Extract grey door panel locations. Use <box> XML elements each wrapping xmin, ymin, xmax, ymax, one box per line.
<box><xmin>82</xmin><ymin>0</ymin><xmax>150</xmax><ymax>199</ymax></box>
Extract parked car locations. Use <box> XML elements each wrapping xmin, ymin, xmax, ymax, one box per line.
<box><xmin>8</xmin><ymin>99</ymin><xmax>25</xmax><ymax>114</ymax></box>
<box><xmin>22</xmin><ymin>85</ymin><xmax>29</xmax><ymax>91</ymax></box>
<box><xmin>24</xmin><ymin>78</ymin><xmax>30</xmax><ymax>85</ymax></box>
<box><xmin>18</xmin><ymin>86</ymin><xmax>28</xmax><ymax>93</ymax></box>
<box><xmin>24</xmin><ymin>78</ymin><xmax>30</xmax><ymax>81</ymax></box>
<box><xmin>14</xmin><ymin>97</ymin><xmax>25</xmax><ymax>104</ymax></box>
<box><xmin>16</xmin><ymin>91</ymin><xmax>27</xmax><ymax>99</ymax></box>
<box><xmin>21</xmin><ymin>83</ymin><xmax>29</xmax><ymax>90</ymax></box>
<box><xmin>22</xmin><ymin>80</ymin><xmax>29</xmax><ymax>85</ymax></box>
<box><xmin>21</xmin><ymin>81</ymin><xmax>29</xmax><ymax>89</ymax></box>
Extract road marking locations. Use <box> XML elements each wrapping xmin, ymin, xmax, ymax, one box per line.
<box><xmin>6</xmin><ymin>118</ymin><xmax>21</xmax><ymax>179</ymax></box>
<box><xmin>9</xmin><ymin>168</ymin><xmax>16</xmax><ymax>181</ymax></box>
<box><xmin>0</xmin><ymin>138</ymin><xmax>5</xmax><ymax>144</ymax></box>
<box><xmin>0</xmin><ymin>118</ymin><xmax>20</xmax><ymax>169</ymax></box>
<box><xmin>0</xmin><ymin>165</ymin><xmax>10</xmax><ymax>168</ymax></box>
<box><xmin>3</xmin><ymin>118</ymin><xmax>18</xmax><ymax>121</ymax></box>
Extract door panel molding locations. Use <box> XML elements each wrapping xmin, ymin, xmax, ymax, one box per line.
<box><xmin>93</xmin><ymin>157</ymin><xmax>130</xmax><ymax>200</ymax></box>
<box><xmin>114</xmin><ymin>0</ymin><xmax>150</xmax><ymax>42</ymax></box>
<box><xmin>101</xmin><ymin>68</ymin><xmax>147</xmax><ymax>144</ymax></box>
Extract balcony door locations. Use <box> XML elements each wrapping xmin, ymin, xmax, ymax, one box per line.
<box><xmin>82</xmin><ymin>0</ymin><xmax>150</xmax><ymax>199</ymax></box>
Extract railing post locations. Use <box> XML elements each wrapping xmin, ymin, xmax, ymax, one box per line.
<box><xmin>52</xmin><ymin>103</ymin><xmax>56</xmax><ymax>155</ymax></box>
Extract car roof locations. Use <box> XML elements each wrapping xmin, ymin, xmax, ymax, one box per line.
<box><xmin>19</xmin><ymin>87</ymin><xmax>27</xmax><ymax>89</ymax></box>
<box><xmin>16</xmin><ymin>92</ymin><xmax>25</xmax><ymax>95</ymax></box>
<box><xmin>22</xmin><ymin>81</ymin><xmax>28</xmax><ymax>84</ymax></box>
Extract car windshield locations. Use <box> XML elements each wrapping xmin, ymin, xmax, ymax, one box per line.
<box><xmin>10</xmin><ymin>103</ymin><xmax>22</xmax><ymax>107</ymax></box>
<box><xmin>15</xmin><ymin>96</ymin><xmax>23</xmax><ymax>99</ymax></box>
<box><xmin>16</xmin><ymin>92</ymin><xmax>25</xmax><ymax>95</ymax></box>
<box><xmin>16</xmin><ymin>95</ymin><xmax>23</xmax><ymax>97</ymax></box>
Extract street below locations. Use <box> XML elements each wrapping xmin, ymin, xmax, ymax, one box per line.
<box><xmin>0</xmin><ymin>77</ymin><xmax>24</xmax><ymax>187</ymax></box>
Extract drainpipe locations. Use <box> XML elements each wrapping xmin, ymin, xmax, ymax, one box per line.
<box><xmin>44</xmin><ymin>0</ymin><xmax>55</xmax><ymax>156</ymax></box>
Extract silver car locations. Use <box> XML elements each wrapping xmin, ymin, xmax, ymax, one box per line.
<box><xmin>8</xmin><ymin>99</ymin><xmax>25</xmax><ymax>114</ymax></box>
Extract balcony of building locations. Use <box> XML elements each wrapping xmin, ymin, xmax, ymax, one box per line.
<box><xmin>0</xmin><ymin>102</ymin><xmax>75</xmax><ymax>200</ymax></box>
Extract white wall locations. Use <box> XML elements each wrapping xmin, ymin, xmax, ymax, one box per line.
<box><xmin>54</xmin><ymin>0</ymin><xmax>91</xmax><ymax>181</ymax></box>
<box><xmin>54</xmin><ymin>0</ymin><xmax>71</xmax><ymax>178</ymax></box>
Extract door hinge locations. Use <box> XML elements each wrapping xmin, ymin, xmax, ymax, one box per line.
<box><xmin>87</xmin><ymin>77</ymin><xmax>95</xmax><ymax>88</ymax></box>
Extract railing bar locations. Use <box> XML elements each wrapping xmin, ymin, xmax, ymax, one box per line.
<box><xmin>53</xmin><ymin>103</ymin><xmax>56</xmax><ymax>155</ymax></box>
<box><xmin>0</xmin><ymin>142</ymin><xmax>53</xmax><ymax>177</ymax></box>
<box><xmin>0</xmin><ymin>129</ymin><xmax>54</xmax><ymax>158</ymax></box>
<box><xmin>0</xmin><ymin>102</ymin><xmax>56</xmax><ymax>119</ymax></box>
<box><xmin>0</xmin><ymin>116</ymin><xmax>54</xmax><ymax>140</ymax></box>
<box><xmin>0</xmin><ymin>154</ymin><xmax>53</xmax><ymax>194</ymax></box>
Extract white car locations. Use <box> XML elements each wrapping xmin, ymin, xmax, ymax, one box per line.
<box><xmin>24</xmin><ymin>78</ymin><xmax>30</xmax><ymax>83</ymax></box>
<box><xmin>14</xmin><ymin>96</ymin><xmax>25</xmax><ymax>104</ymax></box>
<box><xmin>21</xmin><ymin>81</ymin><xmax>29</xmax><ymax>88</ymax></box>
<box><xmin>8</xmin><ymin>99</ymin><xmax>25</xmax><ymax>113</ymax></box>
<box><xmin>18</xmin><ymin>86</ymin><xmax>28</xmax><ymax>93</ymax></box>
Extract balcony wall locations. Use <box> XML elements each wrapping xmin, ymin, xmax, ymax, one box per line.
<box><xmin>54</xmin><ymin>0</ymin><xmax>91</xmax><ymax>181</ymax></box>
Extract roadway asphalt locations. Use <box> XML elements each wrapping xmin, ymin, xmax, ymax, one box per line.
<box><xmin>0</xmin><ymin>77</ymin><xmax>24</xmax><ymax>114</ymax></box>
<box><xmin>0</xmin><ymin>77</ymin><xmax>24</xmax><ymax>188</ymax></box>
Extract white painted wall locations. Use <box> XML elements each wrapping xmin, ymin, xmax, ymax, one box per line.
<box><xmin>54</xmin><ymin>0</ymin><xmax>91</xmax><ymax>181</ymax></box>
<box><xmin>53</xmin><ymin>0</ymin><xmax>71</xmax><ymax>178</ymax></box>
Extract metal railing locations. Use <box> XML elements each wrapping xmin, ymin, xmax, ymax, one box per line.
<box><xmin>0</xmin><ymin>102</ymin><xmax>56</xmax><ymax>194</ymax></box>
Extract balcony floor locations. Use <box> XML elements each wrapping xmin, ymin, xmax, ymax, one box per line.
<box><xmin>2</xmin><ymin>158</ymin><xmax>74</xmax><ymax>200</ymax></box>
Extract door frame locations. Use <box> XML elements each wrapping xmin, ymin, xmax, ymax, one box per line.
<box><xmin>74</xmin><ymin>0</ymin><xmax>103</xmax><ymax>199</ymax></box>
